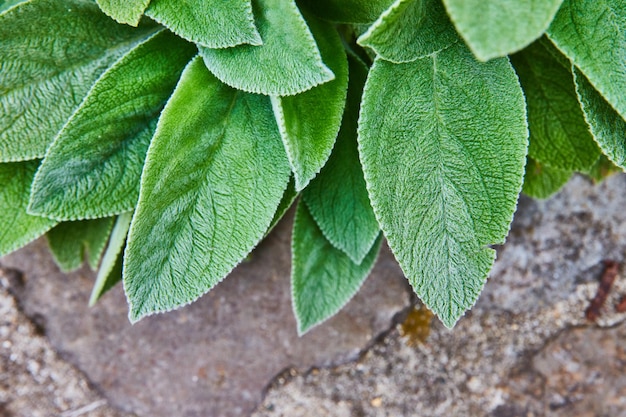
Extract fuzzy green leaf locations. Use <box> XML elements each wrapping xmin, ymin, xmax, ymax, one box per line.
<box><xmin>0</xmin><ymin>0</ymin><xmax>158</xmax><ymax>162</ymax></box>
<box><xmin>146</xmin><ymin>0</ymin><xmax>261</xmax><ymax>48</ymax></box>
<box><xmin>90</xmin><ymin>212</ymin><xmax>132</xmax><ymax>306</ymax></box>
<box><xmin>358</xmin><ymin>0</ymin><xmax>458</xmax><ymax>63</ymax></box>
<box><xmin>124</xmin><ymin>57</ymin><xmax>291</xmax><ymax>322</ymax></box>
<box><xmin>267</xmin><ymin>177</ymin><xmax>298</xmax><ymax>235</ymax></box>
<box><xmin>443</xmin><ymin>0</ymin><xmax>564</xmax><ymax>61</ymax></box>
<box><xmin>522</xmin><ymin>157</ymin><xmax>572</xmax><ymax>199</ymax></box>
<box><xmin>0</xmin><ymin>161</ymin><xmax>57</xmax><ymax>257</ymax></box>
<box><xmin>0</xmin><ymin>0</ymin><xmax>23</xmax><ymax>12</ymax></box>
<box><xmin>298</xmin><ymin>0</ymin><xmax>393</xmax><ymax>23</ymax></box>
<box><xmin>28</xmin><ymin>30</ymin><xmax>195</xmax><ymax>221</ymax></box>
<box><xmin>510</xmin><ymin>39</ymin><xmax>600</xmax><ymax>171</ymax></box>
<box><xmin>47</xmin><ymin>217</ymin><xmax>115</xmax><ymax>272</ymax></box>
<box><xmin>96</xmin><ymin>0</ymin><xmax>150</xmax><ymax>26</ymax></box>
<box><xmin>574</xmin><ymin>68</ymin><xmax>626</xmax><ymax>171</ymax></box>
<box><xmin>292</xmin><ymin>201</ymin><xmax>382</xmax><ymax>335</ymax></box>
<box><xmin>303</xmin><ymin>56</ymin><xmax>379</xmax><ymax>264</ymax></box>
<box><xmin>271</xmin><ymin>14</ymin><xmax>348</xmax><ymax>190</ymax></box>
<box><xmin>359</xmin><ymin>43</ymin><xmax>528</xmax><ymax>328</ymax></box>
<box><xmin>199</xmin><ymin>0</ymin><xmax>334</xmax><ymax>96</ymax></box>
<box><xmin>547</xmin><ymin>0</ymin><xmax>626</xmax><ymax>121</ymax></box>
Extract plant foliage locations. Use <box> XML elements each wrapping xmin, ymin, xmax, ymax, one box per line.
<box><xmin>1</xmin><ymin>0</ymin><xmax>625</xmax><ymax>331</ymax></box>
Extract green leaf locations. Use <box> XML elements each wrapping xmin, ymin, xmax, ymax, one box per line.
<box><xmin>47</xmin><ymin>217</ymin><xmax>115</xmax><ymax>273</ymax></box>
<box><xmin>96</xmin><ymin>0</ymin><xmax>150</xmax><ymax>26</ymax></box>
<box><xmin>298</xmin><ymin>0</ymin><xmax>393</xmax><ymax>23</ymax></box>
<box><xmin>267</xmin><ymin>177</ymin><xmax>298</xmax><ymax>235</ymax></box>
<box><xmin>574</xmin><ymin>68</ymin><xmax>626</xmax><ymax>171</ymax></box>
<box><xmin>357</xmin><ymin>0</ymin><xmax>458</xmax><ymax>63</ymax></box>
<box><xmin>0</xmin><ymin>0</ymin><xmax>158</xmax><ymax>162</ymax></box>
<box><xmin>0</xmin><ymin>0</ymin><xmax>24</xmax><ymax>12</ymax></box>
<box><xmin>359</xmin><ymin>43</ymin><xmax>528</xmax><ymax>328</ymax></box>
<box><xmin>443</xmin><ymin>0</ymin><xmax>564</xmax><ymax>61</ymax></box>
<box><xmin>509</xmin><ymin>38</ymin><xmax>600</xmax><ymax>171</ymax></box>
<box><xmin>28</xmin><ymin>30</ymin><xmax>196</xmax><ymax>221</ymax></box>
<box><xmin>547</xmin><ymin>0</ymin><xmax>626</xmax><ymax>121</ymax></box>
<box><xmin>124</xmin><ymin>57</ymin><xmax>291</xmax><ymax>322</ymax></box>
<box><xmin>199</xmin><ymin>0</ymin><xmax>334</xmax><ymax>96</ymax></box>
<box><xmin>292</xmin><ymin>201</ymin><xmax>382</xmax><ymax>335</ymax></box>
<box><xmin>303</xmin><ymin>56</ymin><xmax>379</xmax><ymax>264</ymax></box>
<box><xmin>146</xmin><ymin>0</ymin><xmax>261</xmax><ymax>48</ymax></box>
<box><xmin>271</xmin><ymin>14</ymin><xmax>348</xmax><ymax>190</ymax></box>
<box><xmin>90</xmin><ymin>212</ymin><xmax>132</xmax><ymax>306</ymax></box>
<box><xmin>584</xmin><ymin>155</ymin><xmax>622</xmax><ymax>184</ymax></box>
<box><xmin>0</xmin><ymin>161</ymin><xmax>57</xmax><ymax>257</ymax></box>
<box><xmin>522</xmin><ymin>157</ymin><xmax>572</xmax><ymax>199</ymax></box>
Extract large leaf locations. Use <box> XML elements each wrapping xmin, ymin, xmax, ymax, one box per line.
<box><xmin>292</xmin><ymin>201</ymin><xmax>382</xmax><ymax>335</ymax></box>
<box><xmin>90</xmin><ymin>212</ymin><xmax>133</xmax><ymax>306</ymax></box>
<box><xmin>96</xmin><ymin>0</ymin><xmax>150</xmax><ymax>25</ymax></box>
<box><xmin>146</xmin><ymin>0</ymin><xmax>261</xmax><ymax>48</ymax></box>
<box><xmin>359</xmin><ymin>43</ymin><xmax>528</xmax><ymax>328</ymax></box>
<box><xmin>199</xmin><ymin>0</ymin><xmax>334</xmax><ymax>96</ymax></box>
<box><xmin>547</xmin><ymin>0</ymin><xmax>626</xmax><ymax>121</ymax></box>
<box><xmin>443</xmin><ymin>0</ymin><xmax>564</xmax><ymax>61</ymax></box>
<box><xmin>357</xmin><ymin>0</ymin><xmax>458</xmax><ymax>63</ymax></box>
<box><xmin>271</xmin><ymin>14</ymin><xmax>348</xmax><ymax>190</ymax></box>
<box><xmin>510</xmin><ymin>38</ymin><xmax>600</xmax><ymax>171</ymax></box>
<box><xmin>0</xmin><ymin>161</ymin><xmax>57</xmax><ymax>256</ymax></box>
<box><xmin>0</xmin><ymin>0</ymin><xmax>158</xmax><ymax>162</ymax></box>
<box><xmin>303</xmin><ymin>56</ymin><xmax>379</xmax><ymax>264</ymax></box>
<box><xmin>522</xmin><ymin>157</ymin><xmax>572</xmax><ymax>199</ymax></box>
<box><xmin>124</xmin><ymin>57</ymin><xmax>291</xmax><ymax>322</ymax></box>
<box><xmin>46</xmin><ymin>217</ymin><xmax>115</xmax><ymax>272</ymax></box>
<box><xmin>28</xmin><ymin>30</ymin><xmax>195</xmax><ymax>221</ymax></box>
<box><xmin>574</xmin><ymin>68</ymin><xmax>626</xmax><ymax>171</ymax></box>
<box><xmin>298</xmin><ymin>0</ymin><xmax>393</xmax><ymax>23</ymax></box>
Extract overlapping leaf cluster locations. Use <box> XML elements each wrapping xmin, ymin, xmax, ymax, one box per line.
<box><xmin>1</xmin><ymin>0</ymin><xmax>624</xmax><ymax>332</ymax></box>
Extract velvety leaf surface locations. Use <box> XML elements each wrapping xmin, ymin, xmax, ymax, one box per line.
<box><xmin>359</xmin><ymin>43</ymin><xmax>528</xmax><ymax>327</ymax></box>
<box><xmin>443</xmin><ymin>0</ymin><xmax>564</xmax><ymax>61</ymax></box>
<box><xmin>124</xmin><ymin>57</ymin><xmax>291</xmax><ymax>322</ymax></box>
<box><xmin>199</xmin><ymin>0</ymin><xmax>334</xmax><ymax>96</ymax></box>
<box><xmin>0</xmin><ymin>0</ymin><xmax>158</xmax><ymax>162</ymax></box>
<box><xmin>90</xmin><ymin>212</ymin><xmax>132</xmax><ymax>306</ymax></box>
<box><xmin>298</xmin><ymin>0</ymin><xmax>393</xmax><ymax>23</ymax></box>
<box><xmin>510</xmin><ymin>39</ymin><xmax>600</xmax><ymax>171</ymax></box>
<box><xmin>574</xmin><ymin>68</ymin><xmax>626</xmax><ymax>171</ymax></box>
<box><xmin>547</xmin><ymin>0</ymin><xmax>626</xmax><ymax>121</ymax></box>
<box><xmin>96</xmin><ymin>0</ymin><xmax>150</xmax><ymax>25</ymax></box>
<box><xmin>146</xmin><ymin>0</ymin><xmax>261</xmax><ymax>48</ymax></box>
<box><xmin>46</xmin><ymin>217</ymin><xmax>115</xmax><ymax>272</ymax></box>
<box><xmin>271</xmin><ymin>14</ymin><xmax>348</xmax><ymax>190</ymax></box>
<box><xmin>292</xmin><ymin>202</ymin><xmax>382</xmax><ymax>335</ymax></box>
<box><xmin>0</xmin><ymin>161</ymin><xmax>57</xmax><ymax>257</ymax></box>
<box><xmin>28</xmin><ymin>30</ymin><xmax>195</xmax><ymax>221</ymax></box>
<box><xmin>522</xmin><ymin>157</ymin><xmax>572</xmax><ymax>199</ymax></box>
<box><xmin>267</xmin><ymin>177</ymin><xmax>298</xmax><ymax>235</ymax></box>
<box><xmin>303</xmin><ymin>56</ymin><xmax>379</xmax><ymax>264</ymax></box>
<box><xmin>358</xmin><ymin>0</ymin><xmax>458</xmax><ymax>63</ymax></box>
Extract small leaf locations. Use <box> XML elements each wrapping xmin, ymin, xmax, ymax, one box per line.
<box><xmin>0</xmin><ymin>161</ymin><xmax>57</xmax><ymax>257</ymax></box>
<box><xmin>522</xmin><ymin>157</ymin><xmax>572</xmax><ymax>199</ymax></box>
<box><xmin>358</xmin><ymin>0</ymin><xmax>458</xmax><ymax>63</ymax></box>
<box><xmin>267</xmin><ymin>177</ymin><xmax>298</xmax><ymax>235</ymax></box>
<box><xmin>146</xmin><ymin>0</ymin><xmax>261</xmax><ymax>48</ymax></box>
<box><xmin>292</xmin><ymin>201</ymin><xmax>382</xmax><ymax>335</ymax></box>
<box><xmin>90</xmin><ymin>212</ymin><xmax>132</xmax><ymax>306</ymax></box>
<box><xmin>359</xmin><ymin>43</ymin><xmax>528</xmax><ymax>328</ymax></box>
<box><xmin>28</xmin><ymin>30</ymin><xmax>196</xmax><ymax>221</ymax></box>
<box><xmin>298</xmin><ymin>0</ymin><xmax>393</xmax><ymax>23</ymax></box>
<box><xmin>124</xmin><ymin>57</ymin><xmax>291</xmax><ymax>322</ymax></box>
<box><xmin>96</xmin><ymin>0</ymin><xmax>150</xmax><ymax>26</ymax></box>
<box><xmin>47</xmin><ymin>217</ymin><xmax>115</xmax><ymax>273</ymax></box>
<box><xmin>0</xmin><ymin>0</ymin><xmax>158</xmax><ymax>162</ymax></box>
<box><xmin>199</xmin><ymin>0</ymin><xmax>334</xmax><ymax>96</ymax></box>
<box><xmin>574</xmin><ymin>68</ymin><xmax>626</xmax><ymax>171</ymax></box>
<box><xmin>547</xmin><ymin>0</ymin><xmax>626</xmax><ymax>121</ymax></box>
<box><xmin>510</xmin><ymin>38</ymin><xmax>600</xmax><ymax>171</ymax></box>
<box><xmin>271</xmin><ymin>14</ymin><xmax>348</xmax><ymax>190</ymax></box>
<box><xmin>443</xmin><ymin>0</ymin><xmax>564</xmax><ymax>61</ymax></box>
<box><xmin>303</xmin><ymin>56</ymin><xmax>379</xmax><ymax>264</ymax></box>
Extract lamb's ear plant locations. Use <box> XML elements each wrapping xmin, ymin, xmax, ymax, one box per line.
<box><xmin>1</xmin><ymin>0</ymin><xmax>624</xmax><ymax>333</ymax></box>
